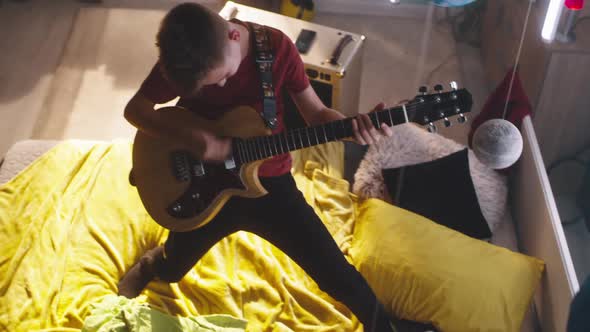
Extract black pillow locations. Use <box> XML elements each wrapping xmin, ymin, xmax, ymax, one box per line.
<box><xmin>382</xmin><ymin>148</ymin><xmax>492</xmax><ymax>239</ymax></box>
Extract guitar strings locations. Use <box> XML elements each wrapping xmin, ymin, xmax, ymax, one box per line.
<box><xmin>236</xmin><ymin>96</ymin><xmax>463</xmax><ymax>162</ymax></box>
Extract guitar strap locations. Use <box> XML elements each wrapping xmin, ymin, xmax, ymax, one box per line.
<box><xmin>247</xmin><ymin>22</ymin><xmax>278</xmax><ymax>130</ymax></box>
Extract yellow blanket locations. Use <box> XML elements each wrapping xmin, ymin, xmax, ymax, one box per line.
<box><xmin>0</xmin><ymin>140</ymin><xmax>361</xmax><ymax>332</ymax></box>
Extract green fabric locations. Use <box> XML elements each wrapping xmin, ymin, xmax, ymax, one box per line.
<box><xmin>82</xmin><ymin>295</ymin><xmax>248</xmax><ymax>332</ymax></box>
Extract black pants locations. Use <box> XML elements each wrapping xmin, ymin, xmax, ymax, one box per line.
<box><xmin>155</xmin><ymin>173</ymin><xmax>393</xmax><ymax>331</ymax></box>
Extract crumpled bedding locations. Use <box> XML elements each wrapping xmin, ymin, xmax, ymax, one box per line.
<box><xmin>0</xmin><ymin>140</ymin><xmax>361</xmax><ymax>332</ymax></box>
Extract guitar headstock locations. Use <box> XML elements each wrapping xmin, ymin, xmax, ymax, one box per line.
<box><xmin>409</xmin><ymin>82</ymin><xmax>473</xmax><ymax>133</ymax></box>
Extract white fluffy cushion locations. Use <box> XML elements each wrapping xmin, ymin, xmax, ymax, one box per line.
<box><xmin>352</xmin><ymin>123</ymin><xmax>508</xmax><ymax>233</ymax></box>
<box><xmin>0</xmin><ymin>140</ymin><xmax>60</xmax><ymax>185</ymax></box>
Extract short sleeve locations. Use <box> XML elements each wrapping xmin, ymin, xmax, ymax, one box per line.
<box><xmin>280</xmin><ymin>34</ymin><xmax>310</xmax><ymax>94</ymax></box>
<box><xmin>137</xmin><ymin>63</ymin><xmax>179</xmax><ymax>104</ymax></box>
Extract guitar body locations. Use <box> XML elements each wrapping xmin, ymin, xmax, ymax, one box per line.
<box><xmin>131</xmin><ymin>106</ymin><xmax>272</xmax><ymax>232</ymax></box>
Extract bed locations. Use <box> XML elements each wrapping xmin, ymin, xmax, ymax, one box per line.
<box><xmin>0</xmin><ymin>116</ymin><xmax>577</xmax><ymax>331</ymax></box>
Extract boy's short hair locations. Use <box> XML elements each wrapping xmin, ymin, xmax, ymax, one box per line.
<box><xmin>156</xmin><ymin>3</ymin><xmax>228</xmax><ymax>95</ymax></box>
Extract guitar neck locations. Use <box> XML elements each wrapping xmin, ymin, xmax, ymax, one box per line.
<box><xmin>233</xmin><ymin>104</ymin><xmax>412</xmax><ymax>164</ymax></box>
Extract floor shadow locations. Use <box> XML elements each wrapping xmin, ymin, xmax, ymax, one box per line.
<box><xmin>0</xmin><ymin>0</ymin><xmax>272</xmax><ymax>104</ymax></box>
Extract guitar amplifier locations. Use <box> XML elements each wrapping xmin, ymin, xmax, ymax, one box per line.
<box><xmin>219</xmin><ymin>2</ymin><xmax>365</xmax><ymax>128</ymax></box>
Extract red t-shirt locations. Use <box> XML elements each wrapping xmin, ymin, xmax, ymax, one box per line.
<box><xmin>138</xmin><ymin>19</ymin><xmax>310</xmax><ymax>177</ymax></box>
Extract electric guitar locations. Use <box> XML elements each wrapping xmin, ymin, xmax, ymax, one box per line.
<box><xmin>131</xmin><ymin>83</ymin><xmax>472</xmax><ymax>232</ymax></box>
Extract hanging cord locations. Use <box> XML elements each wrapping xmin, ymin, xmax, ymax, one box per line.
<box><xmin>502</xmin><ymin>0</ymin><xmax>534</xmax><ymax>119</ymax></box>
<box><xmin>570</xmin><ymin>16</ymin><xmax>590</xmax><ymax>31</ymax></box>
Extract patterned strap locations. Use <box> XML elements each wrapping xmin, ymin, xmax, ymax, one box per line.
<box><xmin>248</xmin><ymin>22</ymin><xmax>278</xmax><ymax>130</ymax></box>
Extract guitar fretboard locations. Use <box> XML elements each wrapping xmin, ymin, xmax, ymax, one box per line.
<box><xmin>233</xmin><ymin>105</ymin><xmax>411</xmax><ymax>163</ymax></box>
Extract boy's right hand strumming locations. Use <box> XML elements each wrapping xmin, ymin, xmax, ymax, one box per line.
<box><xmin>124</xmin><ymin>92</ymin><xmax>232</xmax><ymax>163</ymax></box>
<box><xmin>186</xmin><ymin>128</ymin><xmax>232</xmax><ymax>163</ymax></box>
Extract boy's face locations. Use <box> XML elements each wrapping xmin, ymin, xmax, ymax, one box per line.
<box><xmin>199</xmin><ymin>37</ymin><xmax>242</xmax><ymax>89</ymax></box>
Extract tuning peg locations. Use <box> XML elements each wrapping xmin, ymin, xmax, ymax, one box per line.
<box><xmin>458</xmin><ymin>113</ymin><xmax>467</xmax><ymax>123</ymax></box>
<box><xmin>439</xmin><ymin>112</ymin><xmax>451</xmax><ymax>127</ymax></box>
<box><xmin>450</xmin><ymin>81</ymin><xmax>458</xmax><ymax>90</ymax></box>
<box><xmin>427</xmin><ymin>122</ymin><xmax>437</xmax><ymax>133</ymax></box>
<box><xmin>419</xmin><ymin>86</ymin><xmax>428</xmax><ymax>95</ymax></box>
<box><xmin>434</xmin><ymin>84</ymin><xmax>443</xmax><ymax>93</ymax></box>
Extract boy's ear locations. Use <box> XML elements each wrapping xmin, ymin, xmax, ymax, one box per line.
<box><xmin>228</xmin><ymin>29</ymin><xmax>240</xmax><ymax>41</ymax></box>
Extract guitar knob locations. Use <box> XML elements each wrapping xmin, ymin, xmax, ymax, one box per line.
<box><xmin>434</xmin><ymin>84</ymin><xmax>443</xmax><ymax>93</ymax></box>
<box><xmin>172</xmin><ymin>203</ymin><xmax>182</xmax><ymax>213</ymax></box>
<box><xmin>419</xmin><ymin>86</ymin><xmax>428</xmax><ymax>95</ymax></box>
<box><xmin>458</xmin><ymin>113</ymin><xmax>467</xmax><ymax>123</ymax></box>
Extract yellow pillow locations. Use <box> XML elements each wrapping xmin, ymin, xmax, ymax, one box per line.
<box><xmin>350</xmin><ymin>199</ymin><xmax>544</xmax><ymax>332</ymax></box>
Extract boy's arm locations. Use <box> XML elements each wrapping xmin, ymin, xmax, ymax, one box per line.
<box><xmin>124</xmin><ymin>92</ymin><xmax>189</xmax><ymax>142</ymax></box>
<box><xmin>124</xmin><ymin>92</ymin><xmax>231</xmax><ymax>161</ymax></box>
<box><xmin>289</xmin><ymin>85</ymin><xmax>392</xmax><ymax>145</ymax></box>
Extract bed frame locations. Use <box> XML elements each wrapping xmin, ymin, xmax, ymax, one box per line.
<box><xmin>511</xmin><ymin>115</ymin><xmax>579</xmax><ymax>331</ymax></box>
